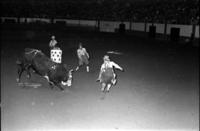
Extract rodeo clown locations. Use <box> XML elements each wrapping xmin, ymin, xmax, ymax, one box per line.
<box><xmin>49</xmin><ymin>35</ymin><xmax>58</xmax><ymax>49</ymax></box>
<box><xmin>97</xmin><ymin>55</ymin><xmax>124</xmax><ymax>92</ymax></box>
<box><xmin>75</xmin><ymin>43</ymin><xmax>90</xmax><ymax>72</ymax></box>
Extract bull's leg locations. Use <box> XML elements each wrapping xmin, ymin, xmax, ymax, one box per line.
<box><xmin>44</xmin><ymin>75</ymin><xmax>50</xmax><ymax>82</ymax></box>
<box><xmin>49</xmin><ymin>82</ymin><xmax>54</xmax><ymax>89</ymax></box>
<box><xmin>48</xmin><ymin>80</ymin><xmax>58</xmax><ymax>90</ymax></box>
<box><xmin>17</xmin><ymin>66</ymin><xmax>24</xmax><ymax>83</ymax></box>
<box><xmin>57</xmin><ymin>84</ymin><xmax>64</xmax><ymax>91</ymax></box>
<box><xmin>51</xmin><ymin>82</ymin><xmax>66</xmax><ymax>91</ymax></box>
<box><xmin>26</xmin><ymin>66</ymin><xmax>32</xmax><ymax>79</ymax></box>
<box><xmin>45</xmin><ymin>76</ymin><xmax>64</xmax><ymax>91</ymax></box>
<box><xmin>44</xmin><ymin>75</ymin><xmax>55</xmax><ymax>89</ymax></box>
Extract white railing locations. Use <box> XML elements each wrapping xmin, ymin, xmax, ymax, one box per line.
<box><xmin>1</xmin><ymin>17</ymin><xmax>199</xmax><ymax>38</ymax></box>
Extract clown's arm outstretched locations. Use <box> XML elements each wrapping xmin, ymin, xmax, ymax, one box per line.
<box><xmin>110</xmin><ymin>61</ymin><xmax>123</xmax><ymax>71</ymax></box>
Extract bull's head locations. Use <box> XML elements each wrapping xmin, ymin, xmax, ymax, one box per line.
<box><xmin>61</xmin><ymin>68</ymin><xmax>74</xmax><ymax>87</ymax></box>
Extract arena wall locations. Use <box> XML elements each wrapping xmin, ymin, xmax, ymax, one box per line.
<box><xmin>131</xmin><ymin>23</ymin><xmax>145</xmax><ymax>32</ymax></box>
<box><xmin>1</xmin><ymin>17</ymin><xmax>199</xmax><ymax>38</ymax></box>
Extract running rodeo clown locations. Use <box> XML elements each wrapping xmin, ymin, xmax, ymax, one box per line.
<box><xmin>96</xmin><ymin>55</ymin><xmax>124</xmax><ymax>93</ymax></box>
<box><xmin>75</xmin><ymin>43</ymin><xmax>90</xmax><ymax>72</ymax></box>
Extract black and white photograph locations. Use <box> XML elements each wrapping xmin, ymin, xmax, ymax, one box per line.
<box><xmin>1</xmin><ymin>0</ymin><xmax>199</xmax><ymax>131</ymax></box>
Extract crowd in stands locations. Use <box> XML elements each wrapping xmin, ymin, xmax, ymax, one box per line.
<box><xmin>1</xmin><ymin>0</ymin><xmax>199</xmax><ymax>25</ymax></box>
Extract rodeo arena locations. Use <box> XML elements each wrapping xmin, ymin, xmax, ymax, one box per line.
<box><xmin>0</xmin><ymin>0</ymin><xmax>199</xmax><ymax>131</ymax></box>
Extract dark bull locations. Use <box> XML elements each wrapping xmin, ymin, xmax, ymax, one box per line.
<box><xmin>16</xmin><ymin>48</ymin><xmax>73</xmax><ymax>90</ymax></box>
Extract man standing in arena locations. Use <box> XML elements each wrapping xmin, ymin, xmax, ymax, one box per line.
<box><xmin>49</xmin><ymin>35</ymin><xmax>58</xmax><ymax>49</ymax></box>
<box><xmin>75</xmin><ymin>43</ymin><xmax>90</xmax><ymax>72</ymax></box>
<box><xmin>97</xmin><ymin>55</ymin><xmax>123</xmax><ymax>88</ymax></box>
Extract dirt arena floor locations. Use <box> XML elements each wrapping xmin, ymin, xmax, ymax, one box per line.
<box><xmin>1</xmin><ymin>28</ymin><xmax>199</xmax><ymax>131</ymax></box>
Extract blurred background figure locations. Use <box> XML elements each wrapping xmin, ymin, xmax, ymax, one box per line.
<box><xmin>49</xmin><ymin>35</ymin><xmax>57</xmax><ymax>49</ymax></box>
<box><xmin>75</xmin><ymin>43</ymin><xmax>90</xmax><ymax>72</ymax></box>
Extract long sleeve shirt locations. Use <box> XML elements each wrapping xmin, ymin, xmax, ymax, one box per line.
<box><xmin>100</xmin><ymin>61</ymin><xmax>122</xmax><ymax>72</ymax></box>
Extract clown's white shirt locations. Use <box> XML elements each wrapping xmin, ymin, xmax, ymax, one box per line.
<box><xmin>49</xmin><ymin>40</ymin><xmax>57</xmax><ymax>47</ymax></box>
<box><xmin>100</xmin><ymin>61</ymin><xmax>122</xmax><ymax>72</ymax></box>
<box><xmin>77</xmin><ymin>48</ymin><xmax>88</xmax><ymax>58</ymax></box>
